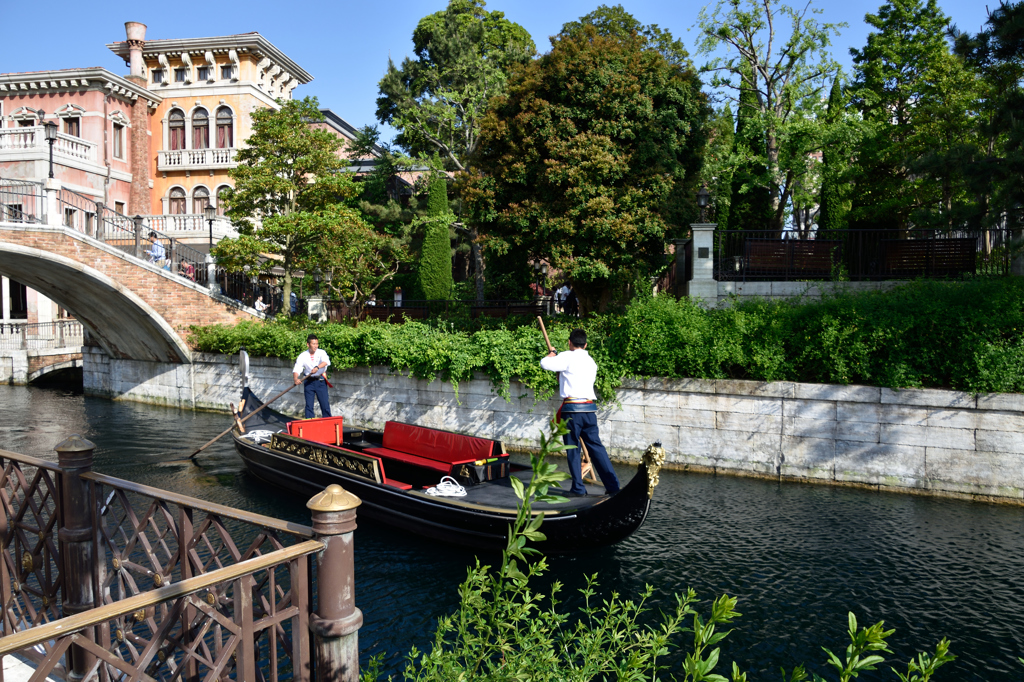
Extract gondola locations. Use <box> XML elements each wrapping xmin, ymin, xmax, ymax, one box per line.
<box><xmin>230</xmin><ymin>379</ymin><xmax>665</xmax><ymax>552</ymax></box>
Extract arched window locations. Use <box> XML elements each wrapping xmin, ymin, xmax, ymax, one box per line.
<box><xmin>216</xmin><ymin>107</ymin><xmax>233</xmax><ymax>148</ymax></box>
<box><xmin>216</xmin><ymin>185</ymin><xmax>231</xmax><ymax>216</ymax></box>
<box><xmin>168</xmin><ymin>109</ymin><xmax>185</xmax><ymax>150</ymax></box>
<box><xmin>193</xmin><ymin>186</ymin><xmax>210</xmax><ymax>214</ymax></box>
<box><xmin>169</xmin><ymin>187</ymin><xmax>186</xmax><ymax>214</ymax></box>
<box><xmin>192</xmin><ymin>108</ymin><xmax>209</xmax><ymax>149</ymax></box>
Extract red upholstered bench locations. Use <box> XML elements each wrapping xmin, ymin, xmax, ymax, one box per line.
<box><xmin>363</xmin><ymin>421</ymin><xmax>502</xmax><ymax>475</ymax></box>
<box><xmin>288</xmin><ymin>416</ymin><xmax>344</xmax><ymax>446</ymax></box>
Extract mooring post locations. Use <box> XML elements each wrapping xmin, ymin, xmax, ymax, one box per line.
<box><xmin>307</xmin><ymin>484</ymin><xmax>362</xmax><ymax>682</ymax></box>
<box><xmin>54</xmin><ymin>434</ymin><xmax>98</xmax><ymax>680</ymax></box>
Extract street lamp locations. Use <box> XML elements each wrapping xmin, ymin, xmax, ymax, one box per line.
<box><xmin>43</xmin><ymin>121</ymin><xmax>58</xmax><ymax>179</ymax></box>
<box><xmin>204</xmin><ymin>204</ymin><xmax>217</xmax><ymax>251</ymax></box>
<box><xmin>314</xmin><ymin>268</ymin><xmax>321</xmax><ymax>296</ymax></box>
<box><xmin>696</xmin><ymin>185</ymin><xmax>711</xmax><ymax>223</ymax></box>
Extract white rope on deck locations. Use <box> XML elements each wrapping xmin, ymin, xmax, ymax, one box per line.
<box><xmin>424</xmin><ymin>476</ymin><xmax>467</xmax><ymax>497</ymax></box>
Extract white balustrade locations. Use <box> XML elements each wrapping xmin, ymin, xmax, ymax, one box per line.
<box><xmin>157</xmin><ymin>147</ymin><xmax>236</xmax><ymax>170</ymax></box>
<box><xmin>0</xmin><ymin>127</ymin><xmax>96</xmax><ymax>162</ymax></box>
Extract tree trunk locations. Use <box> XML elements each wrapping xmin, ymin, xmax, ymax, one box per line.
<box><xmin>282</xmin><ymin>271</ymin><xmax>293</xmax><ymax>316</ymax></box>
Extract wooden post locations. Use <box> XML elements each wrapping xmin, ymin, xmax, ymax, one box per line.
<box><xmin>307</xmin><ymin>485</ymin><xmax>362</xmax><ymax>682</ymax></box>
<box><xmin>54</xmin><ymin>435</ymin><xmax>98</xmax><ymax>681</ymax></box>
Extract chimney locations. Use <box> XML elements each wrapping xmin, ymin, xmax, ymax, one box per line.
<box><xmin>125</xmin><ymin>22</ymin><xmax>147</xmax><ymax>77</ymax></box>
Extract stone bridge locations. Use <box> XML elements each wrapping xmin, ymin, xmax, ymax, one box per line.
<box><xmin>0</xmin><ymin>220</ymin><xmax>257</xmax><ymax>365</ymax></box>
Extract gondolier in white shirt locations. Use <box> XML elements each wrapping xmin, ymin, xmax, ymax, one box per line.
<box><xmin>293</xmin><ymin>334</ymin><xmax>332</xmax><ymax>418</ymax></box>
<box><xmin>540</xmin><ymin>328</ymin><xmax>620</xmax><ymax>497</ymax></box>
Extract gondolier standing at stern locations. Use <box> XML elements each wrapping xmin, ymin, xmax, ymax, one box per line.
<box><xmin>541</xmin><ymin>329</ymin><xmax>620</xmax><ymax>496</ymax></box>
<box><xmin>293</xmin><ymin>334</ymin><xmax>332</xmax><ymax>418</ymax></box>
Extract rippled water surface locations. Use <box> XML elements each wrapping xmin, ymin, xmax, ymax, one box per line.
<box><xmin>1</xmin><ymin>384</ymin><xmax>1022</xmax><ymax>680</ymax></box>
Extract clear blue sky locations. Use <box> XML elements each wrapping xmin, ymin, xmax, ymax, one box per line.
<box><xmin>2</xmin><ymin>0</ymin><xmax>993</xmax><ymax>142</ymax></box>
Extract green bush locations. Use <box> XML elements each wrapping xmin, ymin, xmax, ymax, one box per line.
<box><xmin>190</xmin><ymin>278</ymin><xmax>1024</xmax><ymax>398</ymax></box>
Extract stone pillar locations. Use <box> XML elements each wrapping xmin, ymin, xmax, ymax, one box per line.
<box><xmin>307</xmin><ymin>485</ymin><xmax>362</xmax><ymax>682</ymax></box>
<box><xmin>307</xmin><ymin>296</ymin><xmax>326</xmax><ymax>322</ymax></box>
<box><xmin>686</xmin><ymin>223</ymin><xmax>718</xmax><ymax>305</ymax></box>
<box><xmin>133</xmin><ymin>214</ymin><xmax>144</xmax><ymax>259</ymax></box>
<box><xmin>55</xmin><ymin>435</ymin><xmax>99</xmax><ymax>681</ymax></box>
<box><xmin>44</xmin><ymin>177</ymin><xmax>61</xmax><ymax>229</ymax></box>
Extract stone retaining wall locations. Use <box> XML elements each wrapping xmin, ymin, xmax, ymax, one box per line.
<box><xmin>82</xmin><ymin>347</ymin><xmax>1024</xmax><ymax>503</ymax></box>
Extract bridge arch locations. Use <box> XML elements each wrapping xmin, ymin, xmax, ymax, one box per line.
<box><xmin>28</xmin><ymin>358</ymin><xmax>83</xmax><ymax>383</ymax></box>
<box><xmin>0</xmin><ymin>241</ymin><xmax>192</xmax><ymax>362</ymax></box>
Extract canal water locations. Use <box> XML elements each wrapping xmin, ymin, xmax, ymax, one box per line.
<box><xmin>1</xmin><ymin>384</ymin><xmax>1022</xmax><ymax>680</ymax></box>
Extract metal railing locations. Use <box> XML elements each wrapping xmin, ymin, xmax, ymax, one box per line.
<box><xmin>0</xmin><ymin>439</ymin><xmax>360</xmax><ymax>681</ymax></box>
<box><xmin>713</xmin><ymin>228</ymin><xmax>1022</xmax><ymax>282</ymax></box>
<box><xmin>0</xmin><ymin>320</ymin><xmax>83</xmax><ymax>351</ymax></box>
<box><xmin>0</xmin><ymin>178</ymin><xmax>46</xmax><ymax>224</ymax></box>
<box><xmin>56</xmin><ymin>188</ymin><xmax>210</xmax><ymax>287</ymax></box>
<box><xmin>324</xmin><ymin>298</ymin><xmax>552</xmax><ymax>322</ymax></box>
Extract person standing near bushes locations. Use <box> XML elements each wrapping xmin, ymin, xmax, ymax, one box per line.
<box><xmin>293</xmin><ymin>334</ymin><xmax>331</xmax><ymax>418</ymax></box>
<box><xmin>541</xmin><ymin>328</ymin><xmax>620</xmax><ymax>496</ymax></box>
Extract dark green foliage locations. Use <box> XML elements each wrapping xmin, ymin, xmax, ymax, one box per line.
<box><xmin>559</xmin><ymin>3</ymin><xmax>692</xmax><ymax>67</ymax></box>
<box><xmin>729</xmin><ymin>63</ymin><xmax>772</xmax><ymax>231</ymax></box>
<box><xmin>191</xmin><ymin>278</ymin><xmax>1024</xmax><ymax>398</ymax></box>
<box><xmin>418</xmin><ymin>174</ymin><xmax>454</xmax><ymax>301</ymax></box>
<box><xmin>818</xmin><ymin>75</ymin><xmax>850</xmax><ymax>235</ymax></box>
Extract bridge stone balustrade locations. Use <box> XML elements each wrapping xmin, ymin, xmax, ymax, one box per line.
<box><xmin>0</xmin><ymin>219</ymin><xmax>259</xmax><ymax>364</ymax></box>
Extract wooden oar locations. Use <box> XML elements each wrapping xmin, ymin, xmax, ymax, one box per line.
<box><xmin>187</xmin><ymin>375</ymin><xmax>305</xmax><ymax>462</ymax></box>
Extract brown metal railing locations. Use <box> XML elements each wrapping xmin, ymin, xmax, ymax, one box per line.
<box><xmin>714</xmin><ymin>227</ymin><xmax>1022</xmax><ymax>282</ymax></box>
<box><xmin>0</xmin><ymin>178</ymin><xmax>46</xmax><ymax>224</ymax></box>
<box><xmin>0</xmin><ymin>438</ymin><xmax>361</xmax><ymax>681</ymax></box>
<box><xmin>325</xmin><ymin>298</ymin><xmax>552</xmax><ymax>322</ymax></box>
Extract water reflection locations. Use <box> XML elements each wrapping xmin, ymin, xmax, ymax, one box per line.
<box><xmin>0</xmin><ymin>385</ymin><xmax>1021</xmax><ymax>680</ymax></box>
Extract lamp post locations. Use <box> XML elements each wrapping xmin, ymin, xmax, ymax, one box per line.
<box><xmin>697</xmin><ymin>185</ymin><xmax>711</xmax><ymax>223</ymax></box>
<box><xmin>43</xmin><ymin>121</ymin><xmax>58</xmax><ymax>179</ymax></box>
<box><xmin>314</xmin><ymin>269</ymin><xmax>321</xmax><ymax>296</ymax></box>
<box><xmin>204</xmin><ymin>204</ymin><xmax>217</xmax><ymax>251</ymax></box>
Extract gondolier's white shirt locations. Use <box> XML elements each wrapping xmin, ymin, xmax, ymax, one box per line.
<box><xmin>540</xmin><ymin>349</ymin><xmax>598</xmax><ymax>400</ymax></box>
<box><xmin>293</xmin><ymin>349</ymin><xmax>331</xmax><ymax>378</ymax></box>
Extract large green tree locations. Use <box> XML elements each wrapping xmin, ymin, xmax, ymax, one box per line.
<box><xmin>728</xmin><ymin>62</ymin><xmax>773</xmax><ymax>231</ymax></box>
<box><xmin>472</xmin><ymin>25</ymin><xmax>709</xmax><ymax>313</ymax></box>
<box><xmin>848</xmin><ymin>0</ymin><xmax>979</xmax><ymax>232</ymax></box>
<box><xmin>377</xmin><ymin>0</ymin><xmax>535</xmax><ymax>301</ymax></box>
<box><xmin>419</xmin><ymin>173</ymin><xmax>454</xmax><ymax>300</ymax></box>
<box><xmin>817</xmin><ymin>75</ymin><xmax>851</xmax><ymax>235</ymax></box>
<box><xmin>697</xmin><ymin>0</ymin><xmax>845</xmax><ymax>233</ymax></box>
<box><xmin>216</xmin><ymin>97</ymin><xmax>356</xmax><ymax>305</ymax></box>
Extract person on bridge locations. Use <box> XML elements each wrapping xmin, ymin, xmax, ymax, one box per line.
<box><xmin>255</xmin><ymin>295</ymin><xmax>268</xmax><ymax>313</ymax></box>
<box><xmin>540</xmin><ymin>328</ymin><xmax>620</xmax><ymax>497</ymax></box>
<box><xmin>146</xmin><ymin>232</ymin><xmax>166</xmax><ymax>265</ymax></box>
<box><xmin>293</xmin><ymin>333</ymin><xmax>332</xmax><ymax>419</ymax></box>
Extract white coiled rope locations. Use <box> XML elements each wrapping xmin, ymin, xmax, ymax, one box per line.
<box><xmin>424</xmin><ymin>476</ymin><xmax>467</xmax><ymax>497</ymax></box>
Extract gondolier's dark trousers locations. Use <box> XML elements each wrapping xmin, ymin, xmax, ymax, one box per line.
<box><xmin>303</xmin><ymin>377</ymin><xmax>331</xmax><ymax>419</ymax></box>
<box><xmin>561</xmin><ymin>407</ymin><xmax>619</xmax><ymax>496</ymax></box>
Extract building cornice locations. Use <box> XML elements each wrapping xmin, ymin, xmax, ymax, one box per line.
<box><xmin>106</xmin><ymin>34</ymin><xmax>313</xmax><ymax>85</ymax></box>
<box><xmin>0</xmin><ymin>68</ymin><xmax>162</xmax><ymax>108</ymax></box>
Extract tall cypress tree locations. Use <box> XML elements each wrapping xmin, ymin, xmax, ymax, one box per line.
<box><xmin>729</xmin><ymin>63</ymin><xmax>772</xmax><ymax>231</ymax></box>
<box><xmin>818</xmin><ymin>75</ymin><xmax>849</xmax><ymax>236</ymax></box>
<box><xmin>418</xmin><ymin>173</ymin><xmax>454</xmax><ymax>301</ymax></box>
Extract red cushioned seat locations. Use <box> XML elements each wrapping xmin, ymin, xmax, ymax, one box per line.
<box><xmin>363</xmin><ymin>447</ymin><xmax>455</xmax><ymax>473</ymax></box>
<box><xmin>381</xmin><ymin>421</ymin><xmax>497</xmax><ymax>464</ymax></box>
<box><xmin>288</xmin><ymin>416</ymin><xmax>344</xmax><ymax>445</ymax></box>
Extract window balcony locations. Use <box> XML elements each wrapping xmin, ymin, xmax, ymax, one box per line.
<box><xmin>157</xmin><ymin>148</ymin><xmax>237</xmax><ymax>172</ymax></box>
<box><xmin>0</xmin><ymin>126</ymin><xmax>97</xmax><ymax>164</ymax></box>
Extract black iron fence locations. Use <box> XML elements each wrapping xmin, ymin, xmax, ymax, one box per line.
<box><xmin>216</xmin><ymin>270</ymin><xmax>306</xmax><ymax>315</ymax></box>
<box><xmin>0</xmin><ymin>178</ymin><xmax>46</xmax><ymax>224</ymax></box>
<box><xmin>55</xmin><ymin>188</ymin><xmax>210</xmax><ymax>287</ymax></box>
<box><xmin>714</xmin><ymin>228</ymin><xmax>1022</xmax><ymax>282</ymax></box>
<box><xmin>324</xmin><ymin>298</ymin><xmax>552</xmax><ymax>322</ymax></box>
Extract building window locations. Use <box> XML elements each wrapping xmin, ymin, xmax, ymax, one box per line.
<box><xmin>64</xmin><ymin>117</ymin><xmax>80</xmax><ymax>137</ymax></box>
<box><xmin>169</xmin><ymin>109</ymin><xmax>185</xmax><ymax>150</ymax></box>
<box><xmin>175</xmin><ymin>68</ymin><xmax>188</xmax><ymax>83</ymax></box>
<box><xmin>114</xmin><ymin>201</ymin><xmax>126</xmax><ymax>215</ymax></box>
<box><xmin>64</xmin><ymin>208</ymin><xmax>76</xmax><ymax>228</ymax></box>
<box><xmin>221</xmin><ymin>65</ymin><xmax>233</xmax><ymax>80</ymax></box>
<box><xmin>4</xmin><ymin>204</ymin><xmax>24</xmax><ymax>222</ymax></box>
<box><xmin>193</xmin><ymin>187</ymin><xmax>210</xmax><ymax>214</ymax></box>
<box><xmin>169</xmin><ymin>188</ymin><xmax>186</xmax><ymax>215</ymax></box>
<box><xmin>192</xmin><ymin>108</ymin><xmax>209</xmax><ymax>149</ymax></box>
<box><xmin>217</xmin><ymin>186</ymin><xmax>231</xmax><ymax>216</ymax></box>
<box><xmin>9</xmin><ymin>281</ymin><xmax>27</xmax><ymax>320</ymax></box>
<box><xmin>216</xmin><ymin>107</ymin><xmax>233</xmax><ymax>148</ymax></box>
<box><xmin>152</xmin><ymin>69</ymin><xmax>164</xmax><ymax>84</ymax></box>
<box><xmin>113</xmin><ymin>123</ymin><xmax>124</xmax><ymax>159</ymax></box>
<box><xmin>17</xmin><ymin>119</ymin><xmax>33</xmax><ymax>128</ymax></box>
<box><xmin>197</xmin><ymin>66</ymin><xmax>210</xmax><ymax>81</ymax></box>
